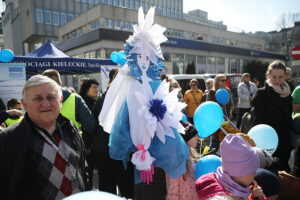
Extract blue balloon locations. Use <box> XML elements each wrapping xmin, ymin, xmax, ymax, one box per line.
<box><xmin>195</xmin><ymin>155</ymin><xmax>221</xmax><ymax>179</ymax></box>
<box><xmin>215</xmin><ymin>89</ymin><xmax>230</xmax><ymax>105</ymax></box>
<box><xmin>110</xmin><ymin>51</ymin><xmax>120</xmax><ymax>63</ymax></box>
<box><xmin>118</xmin><ymin>57</ymin><xmax>127</xmax><ymax>66</ymax></box>
<box><xmin>194</xmin><ymin>102</ymin><xmax>224</xmax><ymax>138</ymax></box>
<box><xmin>63</xmin><ymin>191</ymin><xmax>123</xmax><ymax>200</ymax></box>
<box><xmin>118</xmin><ymin>51</ymin><xmax>126</xmax><ymax>58</ymax></box>
<box><xmin>248</xmin><ymin>124</ymin><xmax>278</xmax><ymax>155</ymax></box>
<box><xmin>181</xmin><ymin>113</ymin><xmax>188</xmax><ymax>122</ymax></box>
<box><xmin>0</xmin><ymin>49</ymin><xmax>14</xmax><ymax>63</ymax></box>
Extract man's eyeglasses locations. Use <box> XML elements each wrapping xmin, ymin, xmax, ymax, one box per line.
<box><xmin>191</xmin><ymin>84</ymin><xmax>197</xmax><ymax>87</ymax></box>
<box><xmin>219</xmin><ymin>80</ymin><xmax>226</xmax><ymax>82</ymax></box>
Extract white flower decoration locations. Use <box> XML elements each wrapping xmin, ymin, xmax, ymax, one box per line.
<box><xmin>126</xmin><ymin>7</ymin><xmax>167</xmax><ymax>65</ymax></box>
<box><xmin>135</xmin><ymin>80</ymin><xmax>186</xmax><ymax>143</ymax></box>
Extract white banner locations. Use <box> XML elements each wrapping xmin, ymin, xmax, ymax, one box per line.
<box><xmin>0</xmin><ymin>63</ymin><xmax>26</xmax><ymax>105</ymax></box>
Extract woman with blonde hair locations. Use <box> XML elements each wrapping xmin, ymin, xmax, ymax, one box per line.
<box><xmin>207</xmin><ymin>74</ymin><xmax>233</xmax><ymax>119</ymax></box>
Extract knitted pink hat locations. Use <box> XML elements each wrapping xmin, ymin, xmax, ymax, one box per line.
<box><xmin>220</xmin><ymin>134</ymin><xmax>260</xmax><ymax>177</ymax></box>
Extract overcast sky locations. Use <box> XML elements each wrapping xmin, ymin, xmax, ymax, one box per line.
<box><xmin>184</xmin><ymin>0</ymin><xmax>300</xmax><ymax>33</ymax></box>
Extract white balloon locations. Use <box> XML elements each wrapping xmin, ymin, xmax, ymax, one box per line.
<box><xmin>63</xmin><ymin>191</ymin><xmax>123</xmax><ymax>200</ymax></box>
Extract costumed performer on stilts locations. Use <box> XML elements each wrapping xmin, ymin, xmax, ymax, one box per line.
<box><xmin>99</xmin><ymin>6</ymin><xmax>189</xmax><ymax>184</ymax></box>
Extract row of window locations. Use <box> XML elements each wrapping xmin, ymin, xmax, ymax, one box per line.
<box><xmin>35</xmin><ymin>8</ymin><xmax>76</xmax><ymax>25</ymax></box>
<box><xmin>74</xmin><ymin>0</ymin><xmax>183</xmax><ymax>19</ymax></box>
<box><xmin>62</xmin><ymin>17</ymin><xmax>263</xmax><ymax>51</ymax></box>
<box><xmin>184</xmin><ymin>15</ymin><xmax>227</xmax><ymax>30</ymax></box>
<box><xmin>74</xmin><ymin>48</ymin><xmax>250</xmax><ymax>75</ymax></box>
<box><xmin>62</xmin><ymin>18</ymin><xmax>135</xmax><ymax>41</ymax></box>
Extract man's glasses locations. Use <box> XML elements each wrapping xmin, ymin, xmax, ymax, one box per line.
<box><xmin>219</xmin><ymin>80</ymin><xmax>226</xmax><ymax>82</ymax></box>
<box><xmin>191</xmin><ymin>84</ymin><xmax>197</xmax><ymax>87</ymax></box>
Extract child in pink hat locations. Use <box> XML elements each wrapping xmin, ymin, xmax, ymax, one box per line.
<box><xmin>195</xmin><ymin>134</ymin><xmax>267</xmax><ymax>200</ymax></box>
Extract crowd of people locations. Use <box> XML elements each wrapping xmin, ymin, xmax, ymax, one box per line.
<box><xmin>0</xmin><ymin>60</ymin><xmax>299</xmax><ymax>200</ymax></box>
<box><xmin>1</xmin><ymin>6</ymin><xmax>300</xmax><ymax>200</ymax></box>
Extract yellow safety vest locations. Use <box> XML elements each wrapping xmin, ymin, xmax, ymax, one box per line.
<box><xmin>5</xmin><ymin>116</ymin><xmax>24</xmax><ymax>126</ymax></box>
<box><xmin>60</xmin><ymin>93</ymin><xmax>81</xmax><ymax>129</ymax></box>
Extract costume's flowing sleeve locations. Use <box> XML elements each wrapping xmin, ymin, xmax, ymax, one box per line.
<box><xmin>99</xmin><ymin>64</ymin><xmax>130</xmax><ymax>133</ymax></box>
<box><xmin>109</xmin><ymin>100</ymin><xmax>135</xmax><ymax>163</ymax></box>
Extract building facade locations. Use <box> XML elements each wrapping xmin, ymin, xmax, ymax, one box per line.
<box><xmin>2</xmin><ymin>0</ymin><xmax>287</xmax><ymax>79</ymax></box>
<box><xmin>2</xmin><ymin>0</ymin><xmax>184</xmax><ymax>55</ymax></box>
<box><xmin>254</xmin><ymin>21</ymin><xmax>300</xmax><ymax>78</ymax></box>
<box><xmin>57</xmin><ymin>4</ymin><xmax>283</xmax><ymax>75</ymax></box>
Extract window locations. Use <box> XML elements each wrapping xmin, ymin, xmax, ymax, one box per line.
<box><xmin>114</xmin><ymin>20</ymin><xmax>120</xmax><ymax>28</ymax></box>
<box><xmin>89</xmin><ymin>51</ymin><xmax>96</xmax><ymax>58</ymax></box>
<box><xmin>44</xmin><ymin>9</ymin><xmax>51</xmax><ymax>24</ymax></box>
<box><xmin>172</xmin><ymin>54</ymin><xmax>184</xmax><ymax>74</ymax></box>
<box><xmin>130</xmin><ymin>0</ymin><xmax>134</xmax><ymax>9</ymax></box>
<box><xmin>90</xmin><ymin>20</ymin><xmax>100</xmax><ymax>29</ymax></box>
<box><xmin>216</xmin><ymin>57</ymin><xmax>225</xmax><ymax>73</ymax></box>
<box><xmin>67</xmin><ymin>13</ymin><xmax>74</xmax><ymax>21</ymax></box>
<box><xmin>135</xmin><ymin>1</ymin><xmax>140</xmax><ymax>9</ymax></box>
<box><xmin>217</xmin><ymin>57</ymin><xmax>225</xmax><ymax>65</ymax></box>
<box><xmin>197</xmin><ymin>55</ymin><xmax>206</xmax><ymax>73</ymax></box>
<box><xmin>52</xmin><ymin>11</ymin><xmax>59</xmax><ymax>25</ymax></box>
<box><xmin>125</xmin><ymin>0</ymin><xmax>129</xmax><ymax>7</ymax></box>
<box><xmin>197</xmin><ymin>56</ymin><xmax>206</xmax><ymax>64</ymax></box>
<box><xmin>35</xmin><ymin>8</ymin><xmax>43</xmax><ymax>23</ymax></box>
<box><xmin>163</xmin><ymin>52</ymin><xmax>171</xmax><ymax>61</ymax></box>
<box><xmin>71</xmin><ymin>30</ymin><xmax>76</xmax><ymax>38</ymax></box>
<box><xmin>124</xmin><ymin>21</ymin><xmax>131</xmax><ymax>30</ymax></box>
<box><xmin>208</xmin><ymin>57</ymin><xmax>216</xmax><ymax>65</ymax></box>
<box><xmin>77</xmin><ymin>27</ymin><xmax>83</xmax><ymax>35</ymax></box>
<box><xmin>105</xmin><ymin>18</ymin><xmax>113</xmax><ymax>28</ymax></box>
<box><xmin>113</xmin><ymin>0</ymin><xmax>118</xmax><ymax>5</ymax></box>
<box><xmin>60</xmin><ymin>12</ymin><xmax>67</xmax><ymax>25</ymax></box>
<box><xmin>167</xmin><ymin>8</ymin><xmax>170</xmax><ymax>17</ymax></box>
<box><xmin>230</xmin><ymin>59</ymin><xmax>238</xmax><ymax>73</ymax></box>
<box><xmin>105</xmin><ymin>48</ymin><xmax>120</xmax><ymax>58</ymax></box>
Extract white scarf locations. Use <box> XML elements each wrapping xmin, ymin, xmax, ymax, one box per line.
<box><xmin>266</xmin><ymin>79</ymin><xmax>290</xmax><ymax>98</ymax></box>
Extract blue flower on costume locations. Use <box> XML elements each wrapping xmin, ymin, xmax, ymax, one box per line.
<box><xmin>148</xmin><ymin>99</ymin><xmax>167</xmax><ymax>121</ymax></box>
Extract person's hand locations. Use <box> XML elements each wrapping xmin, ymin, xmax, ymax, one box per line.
<box><xmin>140</xmin><ymin>164</ymin><xmax>154</xmax><ymax>184</ymax></box>
<box><xmin>249</xmin><ymin>180</ymin><xmax>264</xmax><ymax>199</ymax></box>
<box><xmin>7</xmin><ymin>109</ymin><xmax>23</xmax><ymax>117</ymax></box>
<box><xmin>249</xmin><ymin>96</ymin><xmax>253</xmax><ymax>101</ymax></box>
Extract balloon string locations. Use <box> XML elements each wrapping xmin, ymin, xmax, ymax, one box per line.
<box><xmin>199</xmin><ymin>139</ymin><xmax>203</xmax><ymax>159</ymax></box>
<box><xmin>223</xmin><ymin>115</ymin><xmax>238</xmax><ymax>130</ymax></box>
<box><xmin>222</xmin><ymin>105</ymin><xmax>228</xmax><ymax>119</ymax></box>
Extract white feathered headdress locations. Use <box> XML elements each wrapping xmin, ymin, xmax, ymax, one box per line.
<box><xmin>126</xmin><ymin>7</ymin><xmax>167</xmax><ymax>65</ymax></box>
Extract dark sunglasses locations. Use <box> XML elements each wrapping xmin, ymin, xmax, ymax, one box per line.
<box><xmin>219</xmin><ymin>80</ymin><xmax>226</xmax><ymax>82</ymax></box>
<box><xmin>191</xmin><ymin>84</ymin><xmax>197</xmax><ymax>86</ymax></box>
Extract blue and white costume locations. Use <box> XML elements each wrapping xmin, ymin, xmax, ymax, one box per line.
<box><xmin>99</xmin><ymin>7</ymin><xmax>189</xmax><ymax>183</ymax></box>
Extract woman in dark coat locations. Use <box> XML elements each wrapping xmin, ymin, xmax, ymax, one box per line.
<box><xmin>252</xmin><ymin>60</ymin><xmax>293</xmax><ymax>171</ymax></box>
<box><xmin>79</xmin><ymin>78</ymin><xmax>99</xmax><ymax>189</ymax></box>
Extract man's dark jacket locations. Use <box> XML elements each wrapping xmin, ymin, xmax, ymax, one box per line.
<box><xmin>0</xmin><ymin>113</ymin><xmax>88</xmax><ymax>200</ymax></box>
